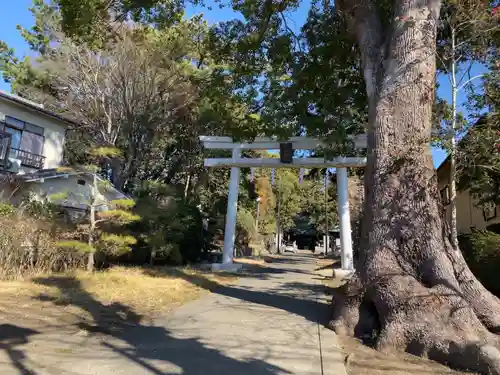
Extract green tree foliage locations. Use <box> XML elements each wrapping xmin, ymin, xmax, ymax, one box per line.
<box><xmin>460</xmin><ymin>230</ymin><xmax>500</xmax><ymax>296</ymax></box>
<box><xmin>457</xmin><ymin>62</ymin><xmax>500</xmax><ymax>204</ymax></box>
<box><xmin>436</xmin><ymin>0</ymin><xmax>499</xmax><ymax>71</ymax></box>
<box><xmin>132</xmin><ymin>181</ymin><xmax>204</xmax><ymax>265</ymax></box>
<box><xmin>265</xmin><ymin>168</ymin><xmax>339</xmax><ymax>235</ymax></box>
<box><xmin>299</xmin><ymin>178</ymin><xmax>338</xmax><ymax>234</ymax></box>
<box><xmin>51</xmin><ymin>0</ymin><xmax>365</xmax><ymax>142</ymax></box>
<box><xmin>51</xmin><ymin>149</ymin><xmax>140</xmax><ymax>270</ymax></box>
<box><xmin>56</xmin><ymin>0</ymin><xmax>186</xmax><ymax>40</ymax></box>
<box><xmin>431</xmin><ymin>0</ymin><xmax>499</xmax><ymax>144</ymax></box>
<box><xmin>457</xmin><ymin>120</ymin><xmax>500</xmax><ymax>204</ymax></box>
<box><xmin>5</xmin><ymin>0</ymin><xmax>497</xmax><ymax>271</ymax></box>
<box><xmin>431</xmin><ymin>1</ymin><xmax>499</xmax><ymax>247</ymax></box>
<box><xmin>0</xmin><ymin>0</ymin><xmax>62</xmax><ymax>96</ymax></box>
<box><xmin>0</xmin><ymin>3</ymin><xmax>269</xmax><ymax>264</ymax></box>
<box><xmin>204</xmin><ymin>1</ymin><xmax>368</xmax><ymax>143</ymax></box>
<box><xmin>33</xmin><ymin>28</ymin><xmax>201</xmax><ymax>191</ymax></box>
<box><xmin>273</xmin><ymin>169</ymin><xmax>302</xmax><ymax>231</ymax></box>
<box><xmin>236</xmin><ymin>207</ymin><xmax>258</xmax><ymax>244</ymax></box>
<box><xmin>0</xmin><ymin>2</ymin><xmax>261</xmax><ymax>197</ymax></box>
<box><xmin>39</xmin><ymin>0</ymin><xmax>498</xmax><ymax>145</ymax></box>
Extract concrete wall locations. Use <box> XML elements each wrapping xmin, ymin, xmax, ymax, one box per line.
<box><xmin>20</xmin><ymin>175</ymin><xmax>125</xmax><ymax>209</ymax></box>
<box><xmin>437</xmin><ymin>159</ymin><xmax>500</xmax><ymax>233</ymax></box>
<box><xmin>0</xmin><ymin>99</ymin><xmax>66</xmax><ymax>172</ymax></box>
<box><xmin>0</xmin><ymin>181</ymin><xmax>16</xmax><ymax>203</ymax></box>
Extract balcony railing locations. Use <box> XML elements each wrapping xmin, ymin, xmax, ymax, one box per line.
<box><xmin>10</xmin><ymin>148</ymin><xmax>46</xmax><ymax>169</ymax></box>
<box><xmin>0</xmin><ymin>130</ymin><xmax>45</xmax><ymax>171</ymax></box>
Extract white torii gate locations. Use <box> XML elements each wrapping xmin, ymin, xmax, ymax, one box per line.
<box><xmin>200</xmin><ymin>135</ymin><xmax>367</xmax><ymax>274</ymax></box>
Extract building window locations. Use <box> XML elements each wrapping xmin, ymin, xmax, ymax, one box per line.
<box><xmin>440</xmin><ymin>185</ymin><xmax>450</xmax><ymax>205</ymax></box>
<box><xmin>0</xmin><ymin>116</ymin><xmax>45</xmax><ymax>169</ymax></box>
<box><xmin>20</xmin><ymin>131</ymin><xmax>44</xmax><ymax>155</ymax></box>
<box><xmin>483</xmin><ymin>202</ymin><xmax>497</xmax><ymax>221</ymax></box>
<box><xmin>5</xmin><ymin>116</ymin><xmax>25</xmax><ymax>129</ymax></box>
<box><xmin>4</xmin><ymin>126</ymin><xmax>22</xmax><ymax>149</ymax></box>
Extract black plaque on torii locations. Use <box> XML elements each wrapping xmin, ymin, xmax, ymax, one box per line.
<box><xmin>279</xmin><ymin>142</ymin><xmax>293</xmax><ymax>164</ymax></box>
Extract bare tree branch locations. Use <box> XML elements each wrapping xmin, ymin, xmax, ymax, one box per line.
<box><xmin>457</xmin><ymin>74</ymin><xmax>484</xmax><ymax>92</ymax></box>
<box><xmin>39</xmin><ymin>28</ymin><xmax>198</xmax><ymax>190</ymax></box>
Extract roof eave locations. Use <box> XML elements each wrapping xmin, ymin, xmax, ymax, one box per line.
<box><xmin>0</xmin><ymin>91</ymin><xmax>78</xmax><ymax>127</ymax></box>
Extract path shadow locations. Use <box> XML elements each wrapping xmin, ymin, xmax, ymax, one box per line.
<box><xmin>148</xmin><ymin>263</ymin><xmax>316</xmax><ymax>281</ymax></box>
<box><xmin>283</xmin><ymin>281</ymin><xmax>330</xmax><ymax>294</ymax></box>
<box><xmin>215</xmin><ymin>283</ymin><xmax>331</xmax><ymax>325</ymax></box>
<box><xmin>145</xmin><ymin>263</ymin><xmax>332</xmax><ymax>326</ymax></box>
<box><xmin>315</xmin><ymin>262</ymin><xmax>342</xmax><ymax>272</ymax></box>
<box><xmin>238</xmin><ymin>265</ymin><xmax>317</xmax><ymax>278</ymax></box>
<box><xmin>32</xmin><ymin>276</ymin><xmax>290</xmax><ymax>375</ymax></box>
<box><xmin>0</xmin><ymin>323</ymin><xmax>40</xmax><ymax>375</ymax></box>
<box><xmin>265</xmin><ymin>257</ymin><xmax>308</xmax><ymax>264</ymax></box>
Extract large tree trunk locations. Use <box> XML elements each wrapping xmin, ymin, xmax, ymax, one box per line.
<box><xmin>330</xmin><ymin>0</ymin><xmax>500</xmax><ymax>373</ymax></box>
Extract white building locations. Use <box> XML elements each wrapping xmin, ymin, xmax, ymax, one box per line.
<box><xmin>0</xmin><ymin>90</ymin><xmax>70</xmax><ymax>174</ymax></box>
<box><xmin>0</xmin><ymin>91</ymin><xmax>126</xmax><ymax>214</ymax></box>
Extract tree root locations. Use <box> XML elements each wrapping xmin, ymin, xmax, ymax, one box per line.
<box><xmin>450</xmin><ymin>248</ymin><xmax>500</xmax><ymax>332</ymax></box>
<box><xmin>330</xmin><ymin>274</ymin><xmax>364</xmax><ymax>336</ymax></box>
<box><xmin>330</xmin><ymin>274</ymin><xmax>380</xmax><ymax>342</ymax></box>
<box><xmin>330</xmin><ymin>272</ymin><xmax>500</xmax><ymax>374</ymax></box>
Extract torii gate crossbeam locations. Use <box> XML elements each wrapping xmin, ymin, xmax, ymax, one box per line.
<box><xmin>200</xmin><ymin>135</ymin><xmax>367</xmax><ymax>274</ymax></box>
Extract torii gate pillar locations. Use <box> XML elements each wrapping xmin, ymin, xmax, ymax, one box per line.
<box><xmin>337</xmin><ymin>167</ymin><xmax>354</xmax><ymax>272</ymax></box>
<box><xmin>212</xmin><ymin>148</ymin><xmax>243</xmax><ymax>272</ymax></box>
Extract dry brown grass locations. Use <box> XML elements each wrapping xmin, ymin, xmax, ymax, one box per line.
<box><xmin>234</xmin><ymin>257</ymin><xmax>267</xmax><ymax>265</ymax></box>
<box><xmin>0</xmin><ymin>215</ymin><xmax>86</xmax><ymax>279</ymax></box>
<box><xmin>316</xmin><ymin>257</ymin><xmax>339</xmax><ymax>268</ymax></box>
<box><xmin>339</xmin><ymin>336</ymin><xmax>476</xmax><ymax>375</ymax></box>
<box><xmin>67</xmin><ymin>267</ymin><xmax>234</xmax><ymax>314</ymax></box>
<box><xmin>0</xmin><ymin>266</ymin><xmax>236</xmax><ymax>328</ymax></box>
<box><xmin>314</xmin><ymin>257</ymin><xmax>341</xmax><ymax>279</ymax></box>
<box><xmin>234</xmin><ymin>255</ymin><xmax>278</xmax><ymax>265</ymax></box>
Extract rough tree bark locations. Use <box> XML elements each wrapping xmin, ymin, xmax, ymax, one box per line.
<box><xmin>330</xmin><ymin>0</ymin><xmax>500</xmax><ymax>373</ymax></box>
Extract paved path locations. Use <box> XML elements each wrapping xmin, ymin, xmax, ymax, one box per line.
<box><xmin>0</xmin><ymin>252</ymin><xmax>346</xmax><ymax>375</ymax></box>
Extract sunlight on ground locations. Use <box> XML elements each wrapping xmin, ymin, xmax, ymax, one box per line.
<box><xmin>316</xmin><ymin>257</ymin><xmax>339</xmax><ymax>268</ymax></box>
<box><xmin>234</xmin><ymin>255</ymin><xmax>276</xmax><ymax>265</ymax></box>
<box><xmin>234</xmin><ymin>257</ymin><xmax>267</xmax><ymax>265</ymax></box>
<box><xmin>0</xmin><ymin>266</ymin><xmax>236</xmax><ymax>327</ymax></box>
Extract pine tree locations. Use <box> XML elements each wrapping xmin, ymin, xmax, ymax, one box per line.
<box><xmin>56</xmin><ymin>148</ymin><xmax>140</xmax><ymax>271</ymax></box>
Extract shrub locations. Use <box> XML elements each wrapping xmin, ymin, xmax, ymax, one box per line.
<box><xmin>460</xmin><ymin>230</ymin><xmax>500</xmax><ymax>296</ymax></box>
<box><xmin>57</xmin><ymin>240</ymin><xmax>95</xmax><ymax>253</ymax></box>
<box><xmin>130</xmin><ymin>184</ymin><xmax>204</xmax><ymax>265</ymax></box>
<box><xmin>99</xmin><ymin>234</ymin><xmax>137</xmax><ymax>256</ymax></box>
<box><xmin>0</xmin><ymin>215</ymin><xmax>86</xmax><ymax>279</ymax></box>
<box><xmin>155</xmin><ymin>243</ymin><xmax>183</xmax><ymax>265</ymax></box>
<box><xmin>0</xmin><ymin>203</ymin><xmax>16</xmax><ymax>217</ymax></box>
<box><xmin>19</xmin><ymin>194</ymin><xmax>59</xmax><ymax>220</ymax></box>
<box><xmin>237</xmin><ymin>208</ymin><xmax>256</xmax><ymax>242</ymax></box>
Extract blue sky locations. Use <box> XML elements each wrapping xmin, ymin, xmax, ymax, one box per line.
<box><xmin>1</xmin><ymin>0</ymin><xmax>483</xmax><ymax>168</ymax></box>
<box><xmin>0</xmin><ymin>1</ymin><xmax>36</xmax><ymax>88</ymax></box>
